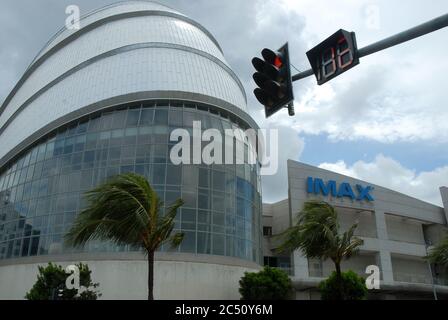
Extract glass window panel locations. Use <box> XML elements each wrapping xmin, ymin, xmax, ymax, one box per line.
<box><xmin>64</xmin><ymin>212</ymin><xmax>76</xmax><ymax>225</ymax></box>
<box><xmin>80</xmin><ymin>169</ymin><xmax>93</xmax><ymax>190</ymax></box>
<box><xmin>68</xmin><ymin>172</ymin><xmax>81</xmax><ymax>192</ymax></box>
<box><xmin>121</xmin><ymin>145</ymin><xmax>136</xmax><ymax>159</ymax></box>
<box><xmin>100</xmin><ymin>113</ymin><xmax>114</xmax><ymax>130</ymax></box>
<box><xmin>212</xmin><ymin>193</ymin><xmax>225</xmax><ymax>212</ymax></box>
<box><xmin>165</xmin><ymin>188</ymin><xmax>181</xmax><ymax>205</ymax></box>
<box><xmin>199</xmin><ymin>113</ymin><xmax>211</xmax><ymax>130</ymax></box>
<box><xmin>212</xmin><ymin>234</ymin><xmax>225</xmax><ymax>256</ymax></box>
<box><xmin>226</xmin><ymin>236</ymin><xmax>235</xmax><ymax>257</ymax></box>
<box><xmin>136</xmin><ymin>145</ymin><xmax>151</xmax><ymax>164</ymax></box>
<box><xmin>139</xmin><ymin>109</ymin><xmax>154</xmax><ymax>126</ymax></box>
<box><xmin>182</xmin><ymin>209</ymin><xmax>196</xmax><ymax>223</ymax></box>
<box><xmin>71</xmin><ymin>152</ymin><xmax>83</xmax><ymax>170</ymax></box>
<box><xmin>58</xmin><ymin>174</ymin><xmax>70</xmax><ymax>194</ymax></box>
<box><xmin>123</xmin><ymin>128</ymin><xmax>137</xmax><ymax>145</ymax></box>
<box><xmin>154</xmin><ymin>109</ymin><xmax>168</xmax><ymax>125</ymax></box>
<box><xmin>135</xmin><ymin>165</ymin><xmax>145</xmax><ymax>176</ymax></box>
<box><xmin>120</xmin><ymin>165</ymin><xmax>134</xmax><ymax>174</ymax></box>
<box><xmin>77</xmin><ymin>121</ymin><xmax>88</xmax><ymax>134</ymax></box>
<box><xmin>45</xmin><ymin>141</ymin><xmax>55</xmax><ymax>159</ymax></box>
<box><xmin>169</xmin><ymin>109</ymin><xmax>183</xmax><ymax>127</ymax></box>
<box><xmin>29</xmin><ymin>237</ymin><xmax>40</xmax><ymax>256</ymax></box>
<box><xmin>198</xmin><ymin>210</ymin><xmax>210</xmax><ymax>224</ymax></box>
<box><xmin>126</xmin><ymin>110</ymin><xmax>141</xmax><ymax>127</ymax></box>
<box><xmin>74</xmin><ymin>135</ymin><xmax>86</xmax><ymax>152</ymax></box>
<box><xmin>198</xmin><ymin>168</ymin><xmax>209</xmax><ymax>188</ymax></box>
<box><xmin>236</xmin><ymin>217</ymin><xmax>245</xmax><ymax>238</ymax></box>
<box><xmin>111</xmin><ymin>110</ymin><xmax>126</xmax><ymax>129</ymax></box>
<box><xmin>152</xmin><ymin>164</ymin><xmax>166</xmax><ymax>185</ymax></box>
<box><xmin>153</xmin><ymin>145</ymin><xmax>167</xmax><ymax>163</ymax></box>
<box><xmin>65</xmin><ymin>195</ymin><xmax>78</xmax><ymax>212</ymax></box>
<box><xmin>198</xmin><ymin>192</ymin><xmax>209</xmax><ymax>210</ymax></box>
<box><xmin>83</xmin><ymin>150</ymin><xmax>95</xmax><ymax>164</ymax></box>
<box><xmin>213</xmin><ymin>171</ymin><xmax>225</xmax><ymax>191</ymax></box>
<box><xmin>210</xmin><ymin>117</ymin><xmax>223</xmax><ymax>132</ymax></box>
<box><xmin>182</xmin><ymin>165</ymin><xmax>198</xmax><ymax>190</ymax></box>
<box><xmin>106</xmin><ymin>167</ymin><xmax>119</xmax><ymax>178</ymax></box>
<box><xmin>99</xmin><ymin>131</ymin><xmax>111</xmax><ymax>140</ymax></box>
<box><xmin>213</xmin><ymin>212</ymin><xmax>225</xmax><ymax>226</ymax></box>
<box><xmin>21</xmin><ymin>237</ymin><xmax>30</xmax><ymax>256</ymax></box>
<box><xmin>197</xmin><ymin>232</ymin><xmax>211</xmax><ymax>254</ymax></box>
<box><xmin>109</xmin><ymin>147</ymin><xmax>121</xmax><ymax>160</ymax></box>
<box><xmin>166</xmin><ymin>164</ymin><xmax>182</xmax><ymax>185</ymax></box>
<box><xmin>180</xmin><ymin>231</ymin><xmax>196</xmax><ymax>253</ymax></box>
<box><xmin>182</xmin><ymin>192</ymin><xmax>197</xmax><ymax>209</ymax></box>
<box><xmin>85</xmin><ymin>132</ymin><xmax>98</xmax><ymax>150</ymax></box>
<box><xmin>19</xmin><ymin>167</ymin><xmax>28</xmax><ymax>184</ymax></box>
<box><xmin>37</xmin><ymin>144</ymin><xmax>47</xmax><ymax>161</ymax></box>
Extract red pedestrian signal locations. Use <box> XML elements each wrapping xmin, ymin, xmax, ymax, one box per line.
<box><xmin>306</xmin><ymin>29</ymin><xmax>360</xmax><ymax>85</ymax></box>
<box><xmin>252</xmin><ymin>43</ymin><xmax>294</xmax><ymax>118</ymax></box>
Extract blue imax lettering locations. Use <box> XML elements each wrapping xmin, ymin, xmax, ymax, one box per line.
<box><xmin>306</xmin><ymin>177</ymin><xmax>374</xmax><ymax>202</ymax></box>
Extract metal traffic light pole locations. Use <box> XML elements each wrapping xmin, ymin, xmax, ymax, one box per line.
<box><xmin>292</xmin><ymin>12</ymin><xmax>448</xmax><ymax>82</ymax></box>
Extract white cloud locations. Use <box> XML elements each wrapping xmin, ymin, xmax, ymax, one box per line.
<box><xmin>262</xmin><ymin>0</ymin><xmax>448</xmax><ymax>144</ymax></box>
<box><xmin>318</xmin><ymin>154</ymin><xmax>448</xmax><ymax>206</ymax></box>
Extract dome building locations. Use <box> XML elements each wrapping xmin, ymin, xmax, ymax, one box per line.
<box><xmin>0</xmin><ymin>1</ymin><xmax>262</xmax><ymax>299</ymax></box>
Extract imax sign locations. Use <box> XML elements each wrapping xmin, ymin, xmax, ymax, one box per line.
<box><xmin>306</xmin><ymin>177</ymin><xmax>374</xmax><ymax>202</ymax></box>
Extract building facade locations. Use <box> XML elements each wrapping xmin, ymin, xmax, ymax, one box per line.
<box><xmin>0</xmin><ymin>1</ymin><xmax>263</xmax><ymax>299</ymax></box>
<box><xmin>263</xmin><ymin>160</ymin><xmax>448</xmax><ymax>299</ymax></box>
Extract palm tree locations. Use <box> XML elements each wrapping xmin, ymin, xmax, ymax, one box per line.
<box><xmin>65</xmin><ymin>173</ymin><xmax>184</xmax><ymax>300</ymax></box>
<box><xmin>426</xmin><ymin>236</ymin><xmax>448</xmax><ymax>269</ymax></box>
<box><xmin>277</xmin><ymin>201</ymin><xmax>363</xmax><ymax>297</ymax></box>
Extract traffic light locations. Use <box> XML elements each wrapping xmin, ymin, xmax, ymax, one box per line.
<box><xmin>306</xmin><ymin>29</ymin><xmax>359</xmax><ymax>85</ymax></box>
<box><xmin>252</xmin><ymin>43</ymin><xmax>294</xmax><ymax>118</ymax></box>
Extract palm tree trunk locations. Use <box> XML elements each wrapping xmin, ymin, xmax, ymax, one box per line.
<box><xmin>335</xmin><ymin>262</ymin><xmax>341</xmax><ymax>279</ymax></box>
<box><xmin>334</xmin><ymin>261</ymin><xmax>343</xmax><ymax>300</ymax></box>
<box><xmin>147</xmin><ymin>250</ymin><xmax>155</xmax><ymax>300</ymax></box>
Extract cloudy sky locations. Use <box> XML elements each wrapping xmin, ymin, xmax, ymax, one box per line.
<box><xmin>1</xmin><ymin>0</ymin><xmax>448</xmax><ymax>205</ymax></box>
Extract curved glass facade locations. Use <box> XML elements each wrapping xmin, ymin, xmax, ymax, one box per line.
<box><xmin>0</xmin><ymin>101</ymin><xmax>262</xmax><ymax>263</ymax></box>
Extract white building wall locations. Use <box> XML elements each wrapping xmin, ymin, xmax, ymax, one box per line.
<box><xmin>0</xmin><ymin>1</ymin><xmax>246</xmax><ymax>164</ymax></box>
<box><xmin>263</xmin><ymin>160</ymin><xmax>448</xmax><ymax>298</ymax></box>
<box><xmin>0</xmin><ymin>259</ymin><xmax>258</xmax><ymax>300</ymax></box>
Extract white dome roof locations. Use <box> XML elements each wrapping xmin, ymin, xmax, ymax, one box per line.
<box><xmin>0</xmin><ymin>1</ymin><xmax>248</xmax><ymax>165</ymax></box>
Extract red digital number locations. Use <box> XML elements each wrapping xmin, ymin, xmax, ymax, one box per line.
<box><xmin>337</xmin><ymin>37</ymin><xmax>353</xmax><ymax>69</ymax></box>
<box><xmin>322</xmin><ymin>47</ymin><xmax>336</xmax><ymax>78</ymax></box>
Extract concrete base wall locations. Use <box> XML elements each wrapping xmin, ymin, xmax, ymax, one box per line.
<box><xmin>0</xmin><ymin>253</ymin><xmax>260</xmax><ymax>300</ymax></box>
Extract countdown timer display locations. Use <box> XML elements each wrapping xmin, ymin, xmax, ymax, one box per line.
<box><xmin>306</xmin><ymin>29</ymin><xmax>360</xmax><ymax>85</ymax></box>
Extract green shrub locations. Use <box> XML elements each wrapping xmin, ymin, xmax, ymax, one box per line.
<box><xmin>25</xmin><ymin>262</ymin><xmax>101</xmax><ymax>300</ymax></box>
<box><xmin>318</xmin><ymin>270</ymin><xmax>367</xmax><ymax>300</ymax></box>
<box><xmin>239</xmin><ymin>266</ymin><xmax>293</xmax><ymax>300</ymax></box>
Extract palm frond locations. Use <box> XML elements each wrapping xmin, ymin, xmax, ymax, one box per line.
<box><xmin>64</xmin><ymin>173</ymin><xmax>184</xmax><ymax>252</ymax></box>
<box><xmin>277</xmin><ymin>200</ymin><xmax>363</xmax><ymax>264</ymax></box>
<box><xmin>426</xmin><ymin>236</ymin><xmax>448</xmax><ymax>267</ymax></box>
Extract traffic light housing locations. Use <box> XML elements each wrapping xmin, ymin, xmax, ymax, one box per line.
<box><xmin>252</xmin><ymin>43</ymin><xmax>294</xmax><ymax>118</ymax></box>
<box><xmin>306</xmin><ymin>29</ymin><xmax>359</xmax><ymax>85</ymax></box>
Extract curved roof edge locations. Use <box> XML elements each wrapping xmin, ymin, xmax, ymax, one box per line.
<box><xmin>31</xmin><ymin>0</ymin><xmax>222</xmax><ymax>64</ymax></box>
<box><xmin>1</xmin><ymin>3</ymin><xmax>228</xmax><ymax>118</ymax></box>
<box><xmin>0</xmin><ymin>42</ymin><xmax>247</xmax><ymax>135</ymax></box>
